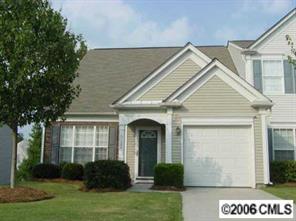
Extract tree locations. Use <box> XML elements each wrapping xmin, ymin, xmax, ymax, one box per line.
<box><xmin>0</xmin><ymin>0</ymin><xmax>87</xmax><ymax>188</ymax></box>
<box><xmin>286</xmin><ymin>34</ymin><xmax>296</xmax><ymax>67</ymax></box>
<box><xmin>17</xmin><ymin>124</ymin><xmax>42</xmax><ymax>180</ymax></box>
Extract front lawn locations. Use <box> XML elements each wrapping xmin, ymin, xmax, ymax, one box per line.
<box><xmin>0</xmin><ymin>182</ymin><xmax>182</xmax><ymax>221</ymax></box>
<box><xmin>264</xmin><ymin>184</ymin><xmax>296</xmax><ymax>203</ymax></box>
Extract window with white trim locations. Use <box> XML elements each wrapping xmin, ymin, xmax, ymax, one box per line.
<box><xmin>272</xmin><ymin>128</ymin><xmax>296</xmax><ymax>161</ymax></box>
<box><xmin>59</xmin><ymin>125</ymin><xmax>109</xmax><ymax>164</ymax></box>
<box><xmin>262</xmin><ymin>60</ymin><xmax>284</xmax><ymax>94</ymax></box>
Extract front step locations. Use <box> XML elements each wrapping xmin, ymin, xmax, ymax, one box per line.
<box><xmin>135</xmin><ymin>177</ymin><xmax>154</xmax><ymax>184</ymax></box>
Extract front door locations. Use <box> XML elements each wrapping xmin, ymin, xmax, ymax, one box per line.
<box><xmin>138</xmin><ymin>130</ymin><xmax>158</xmax><ymax>177</ymax></box>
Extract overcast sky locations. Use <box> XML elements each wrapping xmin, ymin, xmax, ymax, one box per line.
<box><xmin>19</xmin><ymin>0</ymin><xmax>295</xmax><ymax>138</ymax></box>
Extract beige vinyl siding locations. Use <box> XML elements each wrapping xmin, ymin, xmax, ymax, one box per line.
<box><xmin>139</xmin><ymin>59</ymin><xmax>201</xmax><ymax>101</ymax></box>
<box><xmin>254</xmin><ymin>116</ymin><xmax>264</xmax><ymax>184</ymax></box>
<box><xmin>268</xmin><ymin>95</ymin><xmax>296</xmax><ymax>123</ymax></box>
<box><xmin>172</xmin><ymin>75</ymin><xmax>265</xmax><ymax>184</ymax></box>
<box><xmin>258</xmin><ymin>15</ymin><xmax>296</xmax><ymax>54</ymax></box>
<box><xmin>126</xmin><ymin>125</ymin><xmax>136</xmax><ymax>179</ymax></box>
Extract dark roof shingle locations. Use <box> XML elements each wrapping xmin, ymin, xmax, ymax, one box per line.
<box><xmin>68</xmin><ymin>46</ymin><xmax>237</xmax><ymax>113</ymax></box>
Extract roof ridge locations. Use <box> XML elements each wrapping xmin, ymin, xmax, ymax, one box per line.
<box><xmin>91</xmin><ymin>44</ymin><xmax>229</xmax><ymax>51</ymax></box>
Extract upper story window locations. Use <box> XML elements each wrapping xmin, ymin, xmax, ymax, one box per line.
<box><xmin>253</xmin><ymin>59</ymin><xmax>296</xmax><ymax>95</ymax></box>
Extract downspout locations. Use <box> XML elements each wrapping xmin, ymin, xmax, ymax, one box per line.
<box><xmin>40</xmin><ymin>125</ymin><xmax>45</xmax><ymax>163</ymax></box>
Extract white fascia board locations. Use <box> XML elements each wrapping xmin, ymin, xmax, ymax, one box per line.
<box><xmin>181</xmin><ymin>117</ymin><xmax>254</xmax><ymax>126</ymax></box>
<box><xmin>115</xmin><ymin>42</ymin><xmax>212</xmax><ymax>104</ymax></box>
<box><xmin>227</xmin><ymin>41</ymin><xmax>244</xmax><ymax>50</ymax></box>
<box><xmin>249</xmin><ymin>9</ymin><xmax>296</xmax><ymax>49</ymax></box>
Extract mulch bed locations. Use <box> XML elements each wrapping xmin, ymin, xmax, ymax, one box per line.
<box><xmin>0</xmin><ymin>186</ymin><xmax>53</xmax><ymax>203</ymax></box>
<box><xmin>33</xmin><ymin>178</ymin><xmax>83</xmax><ymax>185</ymax></box>
<box><xmin>281</xmin><ymin>182</ymin><xmax>296</xmax><ymax>187</ymax></box>
<box><xmin>151</xmin><ymin>185</ymin><xmax>186</xmax><ymax>192</ymax></box>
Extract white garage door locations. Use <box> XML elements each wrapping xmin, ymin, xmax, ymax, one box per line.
<box><xmin>184</xmin><ymin>125</ymin><xmax>253</xmax><ymax>187</ymax></box>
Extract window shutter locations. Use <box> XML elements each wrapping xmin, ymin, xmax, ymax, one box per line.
<box><xmin>268</xmin><ymin>128</ymin><xmax>273</xmax><ymax>162</ymax></box>
<box><xmin>108</xmin><ymin>126</ymin><xmax>118</xmax><ymax>160</ymax></box>
<box><xmin>253</xmin><ymin>60</ymin><xmax>262</xmax><ymax>92</ymax></box>
<box><xmin>283</xmin><ymin>60</ymin><xmax>295</xmax><ymax>94</ymax></box>
<box><xmin>51</xmin><ymin>125</ymin><xmax>60</xmax><ymax>164</ymax></box>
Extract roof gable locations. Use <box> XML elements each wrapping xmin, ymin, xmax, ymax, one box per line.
<box><xmin>249</xmin><ymin>8</ymin><xmax>296</xmax><ymax>50</ymax></box>
<box><xmin>166</xmin><ymin>59</ymin><xmax>272</xmax><ymax>107</ymax></box>
<box><xmin>114</xmin><ymin>43</ymin><xmax>212</xmax><ymax>104</ymax></box>
<box><xmin>138</xmin><ymin>58</ymin><xmax>201</xmax><ymax>101</ymax></box>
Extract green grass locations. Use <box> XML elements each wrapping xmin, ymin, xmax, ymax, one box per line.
<box><xmin>264</xmin><ymin>184</ymin><xmax>296</xmax><ymax>203</ymax></box>
<box><xmin>0</xmin><ymin>182</ymin><xmax>182</xmax><ymax>221</ymax></box>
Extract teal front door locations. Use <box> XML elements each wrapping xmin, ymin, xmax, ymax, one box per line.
<box><xmin>138</xmin><ymin>130</ymin><xmax>158</xmax><ymax>177</ymax></box>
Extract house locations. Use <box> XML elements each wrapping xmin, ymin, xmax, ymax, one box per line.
<box><xmin>41</xmin><ymin>8</ymin><xmax>296</xmax><ymax>188</ymax></box>
<box><xmin>0</xmin><ymin>125</ymin><xmax>12</xmax><ymax>185</ymax></box>
<box><xmin>17</xmin><ymin>140</ymin><xmax>29</xmax><ymax>169</ymax></box>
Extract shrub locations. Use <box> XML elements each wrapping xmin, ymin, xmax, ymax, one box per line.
<box><xmin>84</xmin><ymin>160</ymin><xmax>131</xmax><ymax>190</ymax></box>
<box><xmin>270</xmin><ymin>161</ymin><xmax>296</xmax><ymax>184</ymax></box>
<box><xmin>62</xmin><ymin>163</ymin><xmax>84</xmax><ymax>180</ymax></box>
<box><xmin>154</xmin><ymin>163</ymin><xmax>184</xmax><ymax>188</ymax></box>
<box><xmin>32</xmin><ymin>163</ymin><xmax>60</xmax><ymax>179</ymax></box>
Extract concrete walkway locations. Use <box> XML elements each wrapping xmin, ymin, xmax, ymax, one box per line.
<box><xmin>182</xmin><ymin>188</ymin><xmax>295</xmax><ymax>221</ymax></box>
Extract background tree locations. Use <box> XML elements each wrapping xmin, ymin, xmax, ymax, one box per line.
<box><xmin>17</xmin><ymin>132</ymin><xmax>24</xmax><ymax>143</ymax></box>
<box><xmin>286</xmin><ymin>35</ymin><xmax>296</xmax><ymax>67</ymax></box>
<box><xmin>0</xmin><ymin>0</ymin><xmax>87</xmax><ymax>188</ymax></box>
<box><xmin>17</xmin><ymin>124</ymin><xmax>42</xmax><ymax>180</ymax></box>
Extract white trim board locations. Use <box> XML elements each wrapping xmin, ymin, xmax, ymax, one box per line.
<box><xmin>115</xmin><ymin>42</ymin><xmax>211</xmax><ymax>104</ymax></box>
<box><xmin>134</xmin><ymin>126</ymin><xmax>161</xmax><ymax>179</ymax></box>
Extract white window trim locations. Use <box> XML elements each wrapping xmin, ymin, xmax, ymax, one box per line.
<box><xmin>60</xmin><ymin>125</ymin><xmax>109</xmax><ymax>163</ymax></box>
<box><xmin>262</xmin><ymin>59</ymin><xmax>285</xmax><ymax>95</ymax></box>
<box><xmin>271</xmin><ymin>128</ymin><xmax>296</xmax><ymax>161</ymax></box>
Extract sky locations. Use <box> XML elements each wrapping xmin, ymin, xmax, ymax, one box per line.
<box><xmin>19</xmin><ymin>0</ymin><xmax>296</xmax><ymax>139</ymax></box>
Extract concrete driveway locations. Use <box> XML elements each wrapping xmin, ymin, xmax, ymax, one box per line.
<box><xmin>182</xmin><ymin>188</ymin><xmax>295</xmax><ymax>221</ymax></box>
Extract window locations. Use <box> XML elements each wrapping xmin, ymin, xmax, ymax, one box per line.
<box><xmin>272</xmin><ymin>128</ymin><xmax>295</xmax><ymax>161</ymax></box>
<box><xmin>262</xmin><ymin>60</ymin><xmax>283</xmax><ymax>94</ymax></box>
<box><xmin>59</xmin><ymin>125</ymin><xmax>109</xmax><ymax>164</ymax></box>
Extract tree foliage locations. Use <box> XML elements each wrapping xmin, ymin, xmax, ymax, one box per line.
<box><xmin>286</xmin><ymin>34</ymin><xmax>296</xmax><ymax>67</ymax></box>
<box><xmin>0</xmin><ymin>0</ymin><xmax>87</xmax><ymax>187</ymax></box>
<box><xmin>17</xmin><ymin>124</ymin><xmax>42</xmax><ymax>180</ymax></box>
<box><xmin>0</xmin><ymin>0</ymin><xmax>87</xmax><ymax>129</ymax></box>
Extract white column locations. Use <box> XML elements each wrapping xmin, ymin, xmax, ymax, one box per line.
<box><xmin>118</xmin><ymin>124</ymin><xmax>126</xmax><ymax>161</ymax></box>
<box><xmin>260</xmin><ymin>109</ymin><xmax>271</xmax><ymax>185</ymax></box>
<box><xmin>165</xmin><ymin>108</ymin><xmax>173</xmax><ymax>163</ymax></box>
<box><xmin>245</xmin><ymin>55</ymin><xmax>253</xmax><ymax>85</ymax></box>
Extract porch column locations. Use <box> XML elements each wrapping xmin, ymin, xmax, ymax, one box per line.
<box><xmin>118</xmin><ymin>124</ymin><xmax>127</xmax><ymax>162</ymax></box>
<box><xmin>165</xmin><ymin>108</ymin><xmax>173</xmax><ymax>163</ymax></box>
<box><xmin>259</xmin><ymin>108</ymin><xmax>271</xmax><ymax>185</ymax></box>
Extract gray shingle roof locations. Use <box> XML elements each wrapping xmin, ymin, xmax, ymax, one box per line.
<box><xmin>229</xmin><ymin>40</ymin><xmax>255</xmax><ymax>48</ymax></box>
<box><xmin>68</xmin><ymin>46</ymin><xmax>238</xmax><ymax>113</ymax></box>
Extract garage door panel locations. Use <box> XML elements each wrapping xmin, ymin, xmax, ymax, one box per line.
<box><xmin>184</xmin><ymin>125</ymin><xmax>253</xmax><ymax>187</ymax></box>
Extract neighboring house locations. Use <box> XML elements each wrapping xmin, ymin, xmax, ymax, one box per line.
<box><xmin>17</xmin><ymin>140</ymin><xmax>29</xmax><ymax>168</ymax></box>
<box><xmin>41</xmin><ymin>8</ymin><xmax>296</xmax><ymax>188</ymax></box>
<box><xmin>0</xmin><ymin>125</ymin><xmax>12</xmax><ymax>185</ymax></box>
